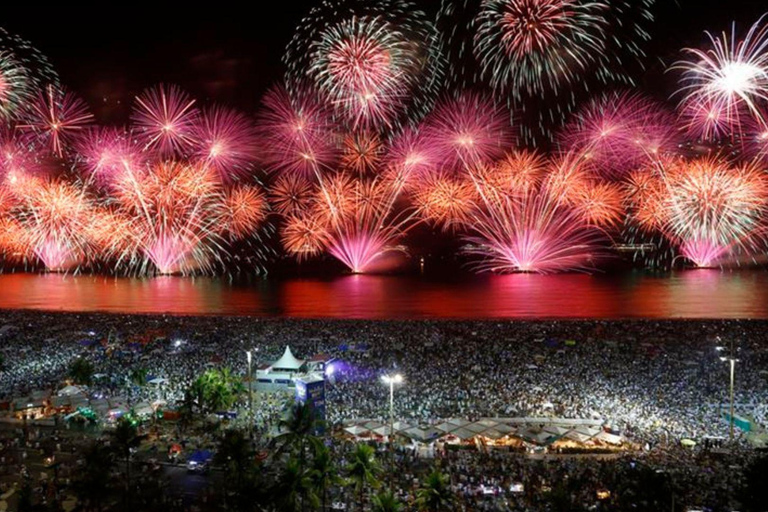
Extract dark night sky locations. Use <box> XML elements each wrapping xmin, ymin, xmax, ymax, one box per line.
<box><xmin>2</xmin><ymin>1</ymin><xmax>767</xmax><ymax>122</ymax></box>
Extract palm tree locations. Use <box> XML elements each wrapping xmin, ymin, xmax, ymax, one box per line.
<box><xmin>129</xmin><ymin>367</ymin><xmax>148</xmax><ymax>388</ymax></box>
<box><xmin>214</xmin><ymin>429</ymin><xmax>253</xmax><ymax>489</ymax></box>
<box><xmin>69</xmin><ymin>357</ymin><xmax>94</xmax><ymax>385</ymax></box>
<box><xmin>273</xmin><ymin>457</ymin><xmax>319</xmax><ymax>512</ymax></box>
<box><xmin>372</xmin><ymin>489</ymin><xmax>403</xmax><ymax>512</ymax></box>
<box><xmin>112</xmin><ymin>417</ymin><xmax>145</xmax><ymax>507</ymax></box>
<box><xmin>275</xmin><ymin>401</ymin><xmax>319</xmax><ymax>464</ymax></box>
<box><xmin>416</xmin><ymin>469</ymin><xmax>454</xmax><ymax>511</ymax></box>
<box><xmin>309</xmin><ymin>438</ymin><xmax>342</xmax><ymax>512</ymax></box>
<box><xmin>346</xmin><ymin>443</ymin><xmax>382</xmax><ymax>511</ymax></box>
<box><xmin>72</xmin><ymin>442</ymin><xmax>115</xmax><ymax>511</ymax></box>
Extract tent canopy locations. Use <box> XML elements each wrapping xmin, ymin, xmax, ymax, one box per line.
<box><xmin>271</xmin><ymin>347</ymin><xmax>305</xmax><ymax>371</ymax></box>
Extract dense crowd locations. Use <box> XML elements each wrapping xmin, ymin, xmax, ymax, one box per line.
<box><xmin>1</xmin><ymin>312</ymin><xmax>768</xmax><ymax>510</ymax></box>
<box><xmin>1</xmin><ymin>312</ymin><xmax>767</xmax><ymax>448</ymax></box>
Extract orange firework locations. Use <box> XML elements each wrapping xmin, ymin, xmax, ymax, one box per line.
<box><xmin>572</xmin><ymin>182</ymin><xmax>625</xmax><ymax>227</ymax></box>
<box><xmin>281</xmin><ymin>214</ymin><xmax>330</xmax><ymax>258</ymax></box>
<box><xmin>270</xmin><ymin>174</ymin><xmax>314</xmax><ymax>216</ymax></box>
<box><xmin>542</xmin><ymin>153</ymin><xmax>594</xmax><ymax>206</ymax></box>
<box><xmin>415</xmin><ymin>176</ymin><xmax>477</xmax><ymax>232</ymax></box>
<box><xmin>476</xmin><ymin>150</ymin><xmax>547</xmax><ymax>199</ymax></box>
<box><xmin>341</xmin><ymin>131</ymin><xmax>382</xmax><ymax>174</ymax></box>
<box><xmin>221</xmin><ymin>186</ymin><xmax>268</xmax><ymax>239</ymax></box>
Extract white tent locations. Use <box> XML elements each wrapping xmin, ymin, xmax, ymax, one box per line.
<box><xmin>58</xmin><ymin>385</ymin><xmax>83</xmax><ymax>397</ymax></box>
<box><xmin>271</xmin><ymin>347</ymin><xmax>305</xmax><ymax>371</ymax></box>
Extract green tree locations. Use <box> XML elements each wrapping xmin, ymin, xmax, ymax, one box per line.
<box><xmin>275</xmin><ymin>401</ymin><xmax>319</xmax><ymax>466</ymax></box>
<box><xmin>69</xmin><ymin>357</ymin><xmax>94</xmax><ymax>386</ymax></box>
<box><xmin>346</xmin><ymin>443</ymin><xmax>382</xmax><ymax>511</ymax></box>
<box><xmin>309</xmin><ymin>438</ymin><xmax>342</xmax><ymax>512</ymax></box>
<box><xmin>740</xmin><ymin>455</ymin><xmax>768</xmax><ymax>512</ymax></box>
<box><xmin>112</xmin><ymin>417</ymin><xmax>145</xmax><ymax>508</ymax></box>
<box><xmin>372</xmin><ymin>489</ymin><xmax>403</xmax><ymax>512</ymax></box>
<box><xmin>416</xmin><ymin>469</ymin><xmax>454</xmax><ymax>512</ymax></box>
<box><xmin>273</xmin><ymin>457</ymin><xmax>318</xmax><ymax>512</ymax></box>
<box><xmin>129</xmin><ymin>367</ymin><xmax>148</xmax><ymax>388</ymax></box>
<box><xmin>214</xmin><ymin>429</ymin><xmax>253</xmax><ymax>489</ymax></box>
<box><xmin>72</xmin><ymin>442</ymin><xmax>115</xmax><ymax>511</ymax></box>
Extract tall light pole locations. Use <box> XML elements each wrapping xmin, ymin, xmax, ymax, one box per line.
<box><xmin>716</xmin><ymin>339</ymin><xmax>738</xmax><ymax>442</ymax></box>
<box><xmin>381</xmin><ymin>373</ymin><xmax>403</xmax><ymax>491</ymax></box>
<box><xmin>246</xmin><ymin>350</ymin><xmax>254</xmax><ymax>439</ymax></box>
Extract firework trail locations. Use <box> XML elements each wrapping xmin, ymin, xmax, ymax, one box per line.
<box><xmin>285</xmin><ymin>0</ymin><xmax>444</xmax><ymax>131</ymax></box>
<box><xmin>437</xmin><ymin>0</ymin><xmax>657</xmax><ymax>144</ymax></box>
<box><xmin>0</xmin><ymin>27</ymin><xmax>58</xmax><ymax>121</ymax></box>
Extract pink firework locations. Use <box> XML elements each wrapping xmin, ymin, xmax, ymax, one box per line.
<box><xmin>678</xmin><ymin>95</ymin><xmax>738</xmax><ymax>140</ymax></box>
<box><xmin>744</xmin><ymin>112</ymin><xmax>768</xmax><ymax>163</ymax></box>
<box><xmin>12</xmin><ymin>178</ymin><xmax>99</xmax><ymax>271</ymax></box>
<box><xmin>464</xmin><ymin>191</ymin><xmax>605</xmax><ymax>274</ymax></box>
<box><xmin>131</xmin><ymin>84</ymin><xmax>199</xmax><ymax>156</ymax></box>
<box><xmin>326</xmin><ymin>222</ymin><xmax>403</xmax><ymax>274</ymax></box>
<box><xmin>256</xmin><ymin>85</ymin><xmax>339</xmax><ymax>177</ymax></box>
<box><xmin>673</xmin><ymin>14</ymin><xmax>768</xmax><ymax>138</ymax></box>
<box><xmin>421</xmin><ymin>93</ymin><xmax>514</xmax><ymax>172</ymax></box>
<box><xmin>381</xmin><ymin>128</ymin><xmax>439</xmax><ymax>188</ymax></box>
<box><xmin>0</xmin><ymin>126</ymin><xmax>38</xmax><ymax>181</ymax></box>
<box><xmin>75</xmin><ymin>127</ymin><xmax>145</xmax><ymax>185</ymax></box>
<box><xmin>20</xmin><ymin>85</ymin><xmax>93</xmax><ymax>157</ymax></box>
<box><xmin>559</xmin><ymin>92</ymin><xmax>680</xmax><ymax>179</ymax></box>
<box><xmin>192</xmin><ymin>106</ymin><xmax>258</xmax><ymax>181</ymax></box>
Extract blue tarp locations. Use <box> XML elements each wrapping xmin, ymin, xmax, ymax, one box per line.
<box><xmin>188</xmin><ymin>449</ymin><xmax>213</xmax><ymax>463</ymax></box>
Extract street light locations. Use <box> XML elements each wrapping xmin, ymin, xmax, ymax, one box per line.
<box><xmin>381</xmin><ymin>373</ymin><xmax>403</xmax><ymax>491</ymax></box>
<box><xmin>246</xmin><ymin>350</ymin><xmax>254</xmax><ymax>439</ymax></box>
<box><xmin>716</xmin><ymin>339</ymin><xmax>738</xmax><ymax>442</ymax></box>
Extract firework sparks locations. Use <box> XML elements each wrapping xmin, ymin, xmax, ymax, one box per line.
<box><xmin>132</xmin><ymin>84</ymin><xmax>199</xmax><ymax>156</ymax></box>
<box><xmin>285</xmin><ymin>0</ymin><xmax>444</xmax><ymax>130</ymax></box>
<box><xmin>674</xmin><ymin>14</ymin><xmax>768</xmax><ymax>138</ymax></box>
<box><xmin>20</xmin><ymin>85</ymin><xmax>93</xmax><ymax>157</ymax></box>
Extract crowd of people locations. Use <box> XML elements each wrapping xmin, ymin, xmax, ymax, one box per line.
<box><xmin>1</xmin><ymin>313</ymin><xmax>767</xmax><ymax>446</ymax></box>
<box><xmin>1</xmin><ymin>312</ymin><xmax>767</xmax><ymax>509</ymax></box>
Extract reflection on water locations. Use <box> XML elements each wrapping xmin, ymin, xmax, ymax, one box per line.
<box><xmin>1</xmin><ymin>269</ymin><xmax>767</xmax><ymax>318</ymax></box>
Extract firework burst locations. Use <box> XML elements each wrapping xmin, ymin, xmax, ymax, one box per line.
<box><xmin>255</xmin><ymin>85</ymin><xmax>339</xmax><ymax>177</ymax></box>
<box><xmin>673</xmin><ymin>14</ymin><xmax>768</xmax><ymax>139</ymax></box>
<box><xmin>421</xmin><ymin>93</ymin><xmax>514</xmax><ymax>172</ymax></box>
<box><xmin>631</xmin><ymin>157</ymin><xmax>768</xmax><ymax>267</ymax></box>
<box><xmin>559</xmin><ymin>92</ymin><xmax>680</xmax><ymax>179</ymax></box>
<box><xmin>131</xmin><ymin>84</ymin><xmax>199</xmax><ymax>156</ymax></box>
<box><xmin>192</xmin><ymin>106</ymin><xmax>258</xmax><ymax>181</ymax></box>
<box><xmin>285</xmin><ymin>0</ymin><xmax>444</xmax><ymax>131</ymax></box>
<box><xmin>20</xmin><ymin>85</ymin><xmax>93</xmax><ymax>157</ymax></box>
